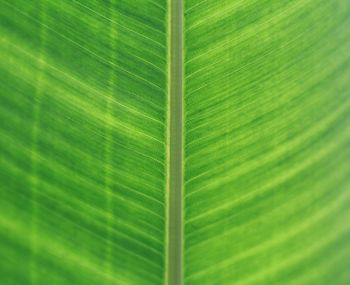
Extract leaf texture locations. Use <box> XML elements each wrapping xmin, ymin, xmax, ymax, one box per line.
<box><xmin>1</xmin><ymin>0</ymin><xmax>350</xmax><ymax>285</ymax></box>
<box><xmin>0</xmin><ymin>1</ymin><xmax>168</xmax><ymax>285</ymax></box>
<box><xmin>184</xmin><ymin>0</ymin><xmax>350</xmax><ymax>284</ymax></box>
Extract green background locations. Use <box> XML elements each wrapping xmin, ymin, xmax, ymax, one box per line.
<box><xmin>1</xmin><ymin>0</ymin><xmax>350</xmax><ymax>284</ymax></box>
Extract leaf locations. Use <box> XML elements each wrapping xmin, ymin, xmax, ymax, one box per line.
<box><xmin>184</xmin><ymin>0</ymin><xmax>350</xmax><ymax>284</ymax></box>
<box><xmin>0</xmin><ymin>1</ymin><xmax>168</xmax><ymax>285</ymax></box>
<box><xmin>1</xmin><ymin>1</ymin><xmax>350</xmax><ymax>285</ymax></box>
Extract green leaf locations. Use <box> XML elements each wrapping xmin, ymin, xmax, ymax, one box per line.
<box><xmin>0</xmin><ymin>1</ymin><xmax>168</xmax><ymax>285</ymax></box>
<box><xmin>184</xmin><ymin>0</ymin><xmax>350</xmax><ymax>284</ymax></box>
<box><xmin>1</xmin><ymin>1</ymin><xmax>350</xmax><ymax>285</ymax></box>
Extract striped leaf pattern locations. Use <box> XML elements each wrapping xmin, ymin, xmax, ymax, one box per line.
<box><xmin>1</xmin><ymin>0</ymin><xmax>350</xmax><ymax>285</ymax></box>
<box><xmin>0</xmin><ymin>1</ymin><xmax>168</xmax><ymax>285</ymax></box>
<box><xmin>184</xmin><ymin>0</ymin><xmax>350</xmax><ymax>284</ymax></box>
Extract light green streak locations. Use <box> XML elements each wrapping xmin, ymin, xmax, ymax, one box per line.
<box><xmin>30</xmin><ymin>1</ymin><xmax>48</xmax><ymax>284</ymax></box>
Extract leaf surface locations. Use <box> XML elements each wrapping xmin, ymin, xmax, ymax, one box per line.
<box><xmin>184</xmin><ymin>1</ymin><xmax>350</xmax><ymax>284</ymax></box>
<box><xmin>1</xmin><ymin>1</ymin><xmax>350</xmax><ymax>285</ymax></box>
<box><xmin>0</xmin><ymin>1</ymin><xmax>168</xmax><ymax>284</ymax></box>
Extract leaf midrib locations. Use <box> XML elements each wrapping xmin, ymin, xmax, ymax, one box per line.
<box><xmin>167</xmin><ymin>0</ymin><xmax>184</xmax><ymax>284</ymax></box>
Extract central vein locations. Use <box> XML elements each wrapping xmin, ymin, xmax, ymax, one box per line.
<box><xmin>167</xmin><ymin>0</ymin><xmax>184</xmax><ymax>284</ymax></box>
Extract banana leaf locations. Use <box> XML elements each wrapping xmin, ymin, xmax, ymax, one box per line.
<box><xmin>0</xmin><ymin>0</ymin><xmax>349</xmax><ymax>285</ymax></box>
